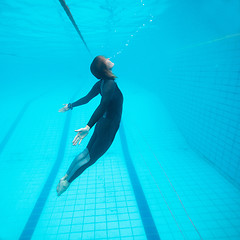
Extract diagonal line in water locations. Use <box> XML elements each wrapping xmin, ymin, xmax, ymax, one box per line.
<box><xmin>0</xmin><ymin>101</ymin><xmax>31</xmax><ymax>156</ymax></box>
<box><xmin>58</xmin><ymin>0</ymin><xmax>92</xmax><ymax>57</ymax></box>
<box><xmin>0</xmin><ymin>91</ymin><xmax>50</xmax><ymax>157</ymax></box>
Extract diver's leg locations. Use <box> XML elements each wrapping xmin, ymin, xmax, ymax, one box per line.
<box><xmin>63</xmin><ymin>121</ymin><xmax>101</xmax><ymax>183</ymax></box>
<box><xmin>59</xmin><ymin>120</ymin><xmax>99</xmax><ymax>179</ymax></box>
<box><xmin>66</xmin><ymin>148</ymin><xmax>89</xmax><ymax>177</ymax></box>
<box><xmin>57</xmin><ymin>117</ymin><xmax>119</xmax><ymax>196</ymax></box>
<box><xmin>67</xmin><ymin>137</ymin><xmax>112</xmax><ymax>183</ymax></box>
<box><xmin>56</xmin><ymin>124</ymin><xmax>100</xmax><ymax>196</ymax></box>
<box><xmin>67</xmin><ymin>118</ymin><xmax>118</xmax><ymax>183</ymax></box>
<box><xmin>57</xmin><ymin>150</ymin><xmax>91</xmax><ymax>196</ymax></box>
<box><xmin>65</xmin><ymin>151</ymin><xmax>90</xmax><ymax>182</ymax></box>
<box><xmin>57</xmin><ymin>148</ymin><xmax>88</xmax><ymax>187</ymax></box>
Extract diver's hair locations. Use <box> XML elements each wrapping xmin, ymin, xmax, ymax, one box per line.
<box><xmin>90</xmin><ymin>55</ymin><xmax>117</xmax><ymax>80</ymax></box>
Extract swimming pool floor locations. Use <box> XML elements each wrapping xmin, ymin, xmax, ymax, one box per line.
<box><xmin>0</xmin><ymin>84</ymin><xmax>239</xmax><ymax>240</ymax></box>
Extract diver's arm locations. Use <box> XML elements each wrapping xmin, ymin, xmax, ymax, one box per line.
<box><xmin>69</xmin><ymin>81</ymin><xmax>101</xmax><ymax>109</ymax></box>
<box><xmin>87</xmin><ymin>80</ymin><xmax>116</xmax><ymax>128</ymax></box>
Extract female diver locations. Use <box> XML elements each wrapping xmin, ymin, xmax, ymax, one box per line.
<box><xmin>56</xmin><ymin>56</ymin><xmax>123</xmax><ymax>196</ymax></box>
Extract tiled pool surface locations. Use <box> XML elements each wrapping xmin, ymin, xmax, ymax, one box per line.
<box><xmin>0</xmin><ymin>84</ymin><xmax>239</xmax><ymax>240</ymax></box>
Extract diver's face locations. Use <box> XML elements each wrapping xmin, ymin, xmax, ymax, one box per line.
<box><xmin>105</xmin><ymin>58</ymin><xmax>114</xmax><ymax>70</ymax></box>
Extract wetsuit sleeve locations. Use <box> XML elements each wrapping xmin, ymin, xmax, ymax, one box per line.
<box><xmin>71</xmin><ymin>81</ymin><xmax>101</xmax><ymax>108</ymax></box>
<box><xmin>87</xmin><ymin>80</ymin><xmax>116</xmax><ymax>128</ymax></box>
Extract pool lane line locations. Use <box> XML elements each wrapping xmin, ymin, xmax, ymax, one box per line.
<box><xmin>58</xmin><ymin>0</ymin><xmax>92</xmax><ymax>57</ymax></box>
<box><xmin>19</xmin><ymin>110</ymin><xmax>72</xmax><ymax>240</ymax></box>
<box><xmin>119</xmin><ymin>122</ymin><xmax>161</xmax><ymax>240</ymax></box>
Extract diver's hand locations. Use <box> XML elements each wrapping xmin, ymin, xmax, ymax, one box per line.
<box><xmin>72</xmin><ymin>125</ymin><xmax>90</xmax><ymax>146</ymax></box>
<box><xmin>59</xmin><ymin>104</ymin><xmax>69</xmax><ymax>112</ymax></box>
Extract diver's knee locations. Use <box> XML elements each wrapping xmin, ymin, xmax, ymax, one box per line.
<box><xmin>85</xmin><ymin>154</ymin><xmax>90</xmax><ymax>163</ymax></box>
<box><xmin>81</xmin><ymin>148</ymin><xmax>89</xmax><ymax>158</ymax></box>
<box><xmin>76</xmin><ymin>148</ymin><xmax>89</xmax><ymax>160</ymax></box>
<box><xmin>80</xmin><ymin>154</ymin><xmax>91</xmax><ymax>166</ymax></box>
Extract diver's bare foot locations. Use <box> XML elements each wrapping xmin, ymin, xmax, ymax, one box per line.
<box><xmin>57</xmin><ymin>179</ymin><xmax>70</xmax><ymax>197</ymax></box>
<box><xmin>57</xmin><ymin>174</ymin><xmax>68</xmax><ymax>191</ymax></box>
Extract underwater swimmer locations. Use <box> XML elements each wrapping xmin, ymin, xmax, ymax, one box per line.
<box><xmin>56</xmin><ymin>56</ymin><xmax>123</xmax><ymax>196</ymax></box>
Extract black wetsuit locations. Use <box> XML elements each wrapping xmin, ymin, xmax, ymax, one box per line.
<box><xmin>66</xmin><ymin>79</ymin><xmax>123</xmax><ymax>183</ymax></box>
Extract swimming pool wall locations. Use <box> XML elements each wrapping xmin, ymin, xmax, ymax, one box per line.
<box><xmin>158</xmin><ymin>34</ymin><xmax>240</xmax><ymax>189</ymax></box>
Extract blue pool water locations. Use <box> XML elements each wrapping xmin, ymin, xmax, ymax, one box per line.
<box><xmin>0</xmin><ymin>0</ymin><xmax>240</xmax><ymax>239</ymax></box>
